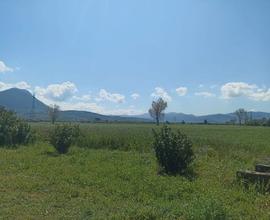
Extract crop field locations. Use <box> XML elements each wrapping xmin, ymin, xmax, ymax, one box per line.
<box><xmin>0</xmin><ymin>123</ymin><xmax>270</xmax><ymax>219</ymax></box>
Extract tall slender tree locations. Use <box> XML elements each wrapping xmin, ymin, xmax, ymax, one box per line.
<box><xmin>149</xmin><ymin>98</ymin><xmax>167</xmax><ymax>126</ymax></box>
<box><xmin>235</xmin><ymin>108</ymin><xmax>248</xmax><ymax>125</ymax></box>
<box><xmin>48</xmin><ymin>104</ymin><xmax>60</xmax><ymax>124</ymax></box>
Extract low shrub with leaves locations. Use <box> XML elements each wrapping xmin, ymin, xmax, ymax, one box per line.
<box><xmin>0</xmin><ymin>107</ymin><xmax>34</xmax><ymax>146</ymax></box>
<box><xmin>153</xmin><ymin>125</ymin><xmax>194</xmax><ymax>175</ymax></box>
<box><xmin>49</xmin><ymin>124</ymin><xmax>80</xmax><ymax>154</ymax></box>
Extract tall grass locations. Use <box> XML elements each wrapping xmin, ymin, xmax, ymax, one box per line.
<box><xmin>0</xmin><ymin>123</ymin><xmax>269</xmax><ymax>218</ymax></box>
<box><xmin>32</xmin><ymin>123</ymin><xmax>270</xmax><ymax>155</ymax></box>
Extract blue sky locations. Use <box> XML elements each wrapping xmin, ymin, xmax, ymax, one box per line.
<box><xmin>0</xmin><ymin>0</ymin><xmax>269</xmax><ymax>115</ymax></box>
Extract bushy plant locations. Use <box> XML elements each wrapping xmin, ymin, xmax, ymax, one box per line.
<box><xmin>49</xmin><ymin>124</ymin><xmax>80</xmax><ymax>154</ymax></box>
<box><xmin>0</xmin><ymin>107</ymin><xmax>34</xmax><ymax>146</ymax></box>
<box><xmin>153</xmin><ymin>125</ymin><xmax>194</xmax><ymax>175</ymax></box>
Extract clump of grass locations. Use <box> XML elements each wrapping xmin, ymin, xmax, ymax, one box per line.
<box><xmin>49</xmin><ymin>124</ymin><xmax>80</xmax><ymax>154</ymax></box>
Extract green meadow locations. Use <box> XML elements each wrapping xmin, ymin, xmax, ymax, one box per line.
<box><xmin>0</xmin><ymin>123</ymin><xmax>270</xmax><ymax>219</ymax></box>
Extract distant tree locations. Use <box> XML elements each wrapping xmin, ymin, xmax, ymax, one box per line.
<box><xmin>248</xmin><ymin>111</ymin><xmax>253</xmax><ymax>121</ymax></box>
<box><xmin>48</xmin><ymin>104</ymin><xmax>60</xmax><ymax>124</ymax></box>
<box><xmin>235</xmin><ymin>108</ymin><xmax>248</xmax><ymax>125</ymax></box>
<box><xmin>149</xmin><ymin>98</ymin><xmax>168</xmax><ymax>126</ymax></box>
<box><xmin>262</xmin><ymin>117</ymin><xmax>268</xmax><ymax>126</ymax></box>
<box><xmin>267</xmin><ymin>118</ymin><xmax>270</xmax><ymax>127</ymax></box>
<box><xmin>228</xmin><ymin>118</ymin><xmax>237</xmax><ymax>125</ymax></box>
<box><xmin>204</xmin><ymin>119</ymin><xmax>208</xmax><ymax>125</ymax></box>
<box><xmin>94</xmin><ymin>118</ymin><xmax>101</xmax><ymax>123</ymax></box>
<box><xmin>181</xmin><ymin>120</ymin><xmax>186</xmax><ymax>124</ymax></box>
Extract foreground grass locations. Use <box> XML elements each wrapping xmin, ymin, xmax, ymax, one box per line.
<box><xmin>1</xmin><ymin>124</ymin><xmax>270</xmax><ymax>219</ymax></box>
<box><xmin>0</xmin><ymin>137</ymin><xmax>270</xmax><ymax>219</ymax></box>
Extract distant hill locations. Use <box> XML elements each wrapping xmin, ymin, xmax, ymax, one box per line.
<box><xmin>130</xmin><ymin>111</ymin><xmax>270</xmax><ymax>124</ymax></box>
<box><xmin>0</xmin><ymin>88</ymin><xmax>148</xmax><ymax>122</ymax></box>
<box><xmin>0</xmin><ymin>88</ymin><xmax>49</xmax><ymax>120</ymax></box>
<box><xmin>1</xmin><ymin>88</ymin><xmax>269</xmax><ymax>123</ymax></box>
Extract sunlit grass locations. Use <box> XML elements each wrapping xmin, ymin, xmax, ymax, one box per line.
<box><xmin>0</xmin><ymin>123</ymin><xmax>269</xmax><ymax>219</ymax></box>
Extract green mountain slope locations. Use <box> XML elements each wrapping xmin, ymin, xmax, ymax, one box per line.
<box><xmin>0</xmin><ymin>88</ymin><xmax>147</xmax><ymax>122</ymax></box>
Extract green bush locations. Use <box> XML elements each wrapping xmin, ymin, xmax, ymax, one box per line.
<box><xmin>0</xmin><ymin>107</ymin><xmax>34</xmax><ymax>146</ymax></box>
<box><xmin>153</xmin><ymin>125</ymin><xmax>194</xmax><ymax>175</ymax></box>
<box><xmin>49</xmin><ymin>124</ymin><xmax>80</xmax><ymax>154</ymax></box>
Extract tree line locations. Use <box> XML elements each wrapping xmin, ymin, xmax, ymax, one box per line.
<box><xmin>148</xmin><ymin>98</ymin><xmax>270</xmax><ymax>127</ymax></box>
<box><xmin>46</xmin><ymin>99</ymin><xmax>269</xmax><ymax>127</ymax></box>
<box><xmin>233</xmin><ymin>108</ymin><xmax>270</xmax><ymax>126</ymax></box>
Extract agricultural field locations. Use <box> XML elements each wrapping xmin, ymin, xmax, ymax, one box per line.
<box><xmin>0</xmin><ymin>123</ymin><xmax>270</xmax><ymax>219</ymax></box>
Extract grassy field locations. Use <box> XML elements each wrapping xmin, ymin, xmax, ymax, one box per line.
<box><xmin>0</xmin><ymin>123</ymin><xmax>270</xmax><ymax>219</ymax></box>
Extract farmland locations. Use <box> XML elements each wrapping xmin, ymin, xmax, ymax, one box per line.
<box><xmin>0</xmin><ymin>123</ymin><xmax>270</xmax><ymax>219</ymax></box>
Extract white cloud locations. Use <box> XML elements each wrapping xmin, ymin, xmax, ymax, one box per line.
<box><xmin>0</xmin><ymin>81</ymin><xmax>31</xmax><ymax>91</ymax></box>
<box><xmin>0</xmin><ymin>61</ymin><xmax>13</xmax><ymax>73</ymax></box>
<box><xmin>131</xmin><ymin>93</ymin><xmax>140</xmax><ymax>100</ymax></box>
<box><xmin>59</xmin><ymin>101</ymin><xmax>143</xmax><ymax>115</ymax></box>
<box><xmin>199</xmin><ymin>84</ymin><xmax>204</xmax><ymax>88</ymax></box>
<box><xmin>249</xmin><ymin>89</ymin><xmax>270</xmax><ymax>101</ymax></box>
<box><xmin>176</xmin><ymin>87</ymin><xmax>188</xmax><ymax>96</ymax></box>
<box><xmin>195</xmin><ymin>91</ymin><xmax>216</xmax><ymax>98</ymax></box>
<box><xmin>221</xmin><ymin>82</ymin><xmax>256</xmax><ymax>99</ymax></box>
<box><xmin>0</xmin><ymin>80</ymin><xmax>145</xmax><ymax>115</ymax></box>
<box><xmin>104</xmin><ymin>108</ymin><xmax>144</xmax><ymax>115</ymax></box>
<box><xmin>59</xmin><ymin>101</ymin><xmax>104</xmax><ymax>113</ymax></box>
<box><xmin>96</xmin><ymin>89</ymin><xmax>125</xmax><ymax>103</ymax></box>
<box><xmin>72</xmin><ymin>94</ymin><xmax>91</xmax><ymax>102</ymax></box>
<box><xmin>221</xmin><ymin>82</ymin><xmax>270</xmax><ymax>101</ymax></box>
<box><xmin>151</xmin><ymin>87</ymin><xmax>172</xmax><ymax>102</ymax></box>
<box><xmin>35</xmin><ymin>81</ymin><xmax>78</xmax><ymax>102</ymax></box>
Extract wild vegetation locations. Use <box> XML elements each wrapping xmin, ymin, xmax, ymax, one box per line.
<box><xmin>49</xmin><ymin>124</ymin><xmax>80</xmax><ymax>154</ymax></box>
<box><xmin>234</xmin><ymin>108</ymin><xmax>270</xmax><ymax>127</ymax></box>
<box><xmin>0</xmin><ymin>107</ymin><xmax>34</xmax><ymax>146</ymax></box>
<box><xmin>0</xmin><ymin>122</ymin><xmax>269</xmax><ymax>219</ymax></box>
<box><xmin>153</xmin><ymin>126</ymin><xmax>194</xmax><ymax>175</ymax></box>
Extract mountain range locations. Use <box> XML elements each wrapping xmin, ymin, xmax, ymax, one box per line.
<box><xmin>0</xmin><ymin>88</ymin><xmax>269</xmax><ymax>123</ymax></box>
<box><xmin>129</xmin><ymin>112</ymin><xmax>270</xmax><ymax>123</ymax></box>
<box><xmin>0</xmin><ymin>88</ymin><xmax>147</xmax><ymax>122</ymax></box>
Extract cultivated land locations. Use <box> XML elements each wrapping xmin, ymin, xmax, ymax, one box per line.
<box><xmin>0</xmin><ymin>124</ymin><xmax>270</xmax><ymax>219</ymax></box>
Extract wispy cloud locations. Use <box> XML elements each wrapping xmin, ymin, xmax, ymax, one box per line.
<box><xmin>0</xmin><ymin>60</ymin><xmax>14</xmax><ymax>73</ymax></box>
<box><xmin>176</xmin><ymin>87</ymin><xmax>188</xmax><ymax>96</ymax></box>
<box><xmin>131</xmin><ymin>93</ymin><xmax>140</xmax><ymax>100</ymax></box>
<box><xmin>72</xmin><ymin>94</ymin><xmax>91</xmax><ymax>102</ymax></box>
<box><xmin>59</xmin><ymin>101</ymin><xmax>143</xmax><ymax>115</ymax></box>
<box><xmin>151</xmin><ymin>87</ymin><xmax>172</xmax><ymax>102</ymax></box>
<box><xmin>0</xmin><ymin>81</ymin><xmax>31</xmax><ymax>91</ymax></box>
<box><xmin>96</xmin><ymin>89</ymin><xmax>125</xmax><ymax>103</ymax></box>
<box><xmin>195</xmin><ymin>91</ymin><xmax>216</xmax><ymax>98</ymax></box>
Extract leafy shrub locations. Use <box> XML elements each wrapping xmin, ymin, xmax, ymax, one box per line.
<box><xmin>49</xmin><ymin>124</ymin><xmax>80</xmax><ymax>154</ymax></box>
<box><xmin>152</xmin><ymin>125</ymin><xmax>194</xmax><ymax>175</ymax></box>
<box><xmin>0</xmin><ymin>107</ymin><xmax>34</xmax><ymax>146</ymax></box>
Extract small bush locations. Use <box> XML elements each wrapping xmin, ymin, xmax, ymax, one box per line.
<box><xmin>153</xmin><ymin>125</ymin><xmax>194</xmax><ymax>175</ymax></box>
<box><xmin>0</xmin><ymin>107</ymin><xmax>34</xmax><ymax>146</ymax></box>
<box><xmin>49</xmin><ymin>124</ymin><xmax>80</xmax><ymax>154</ymax></box>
